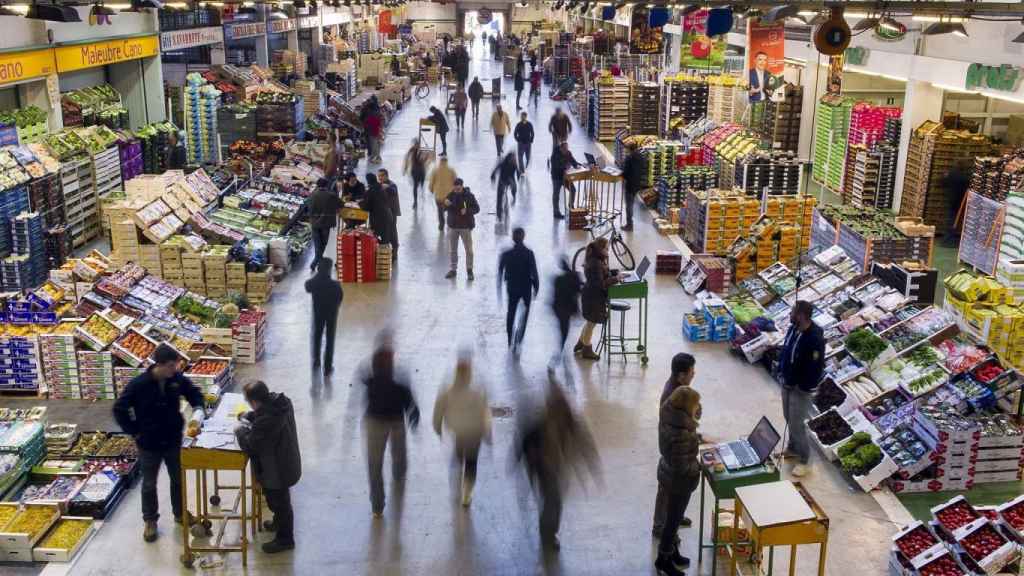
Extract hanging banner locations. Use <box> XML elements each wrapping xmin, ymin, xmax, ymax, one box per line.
<box><xmin>225</xmin><ymin>22</ymin><xmax>266</xmax><ymax>40</ymax></box>
<box><xmin>746</xmin><ymin>19</ymin><xmax>784</xmax><ymax>102</ymax></box>
<box><xmin>0</xmin><ymin>48</ymin><xmax>56</xmax><ymax>87</ymax></box>
<box><xmin>55</xmin><ymin>35</ymin><xmax>159</xmax><ymax>73</ymax></box>
<box><xmin>161</xmin><ymin>26</ymin><xmax>224</xmax><ymax>52</ymax></box>
<box><xmin>298</xmin><ymin>16</ymin><xmax>320</xmax><ymax>29</ymax></box>
<box><xmin>269</xmin><ymin>19</ymin><xmax>296</xmax><ymax>34</ymax></box>
<box><xmin>630</xmin><ymin>6</ymin><xmax>663</xmax><ymax>54</ymax></box>
<box><xmin>680</xmin><ymin>8</ymin><xmax>725</xmax><ymax>71</ymax></box>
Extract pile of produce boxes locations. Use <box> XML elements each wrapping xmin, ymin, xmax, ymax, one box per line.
<box><xmin>814</xmin><ymin>204</ymin><xmax>934</xmax><ymax>272</ymax></box>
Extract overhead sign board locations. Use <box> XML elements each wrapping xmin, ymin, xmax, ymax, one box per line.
<box><xmin>161</xmin><ymin>26</ymin><xmax>224</xmax><ymax>51</ymax></box>
<box><xmin>225</xmin><ymin>22</ymin><xmax>266</xmax><ymax>40</ymax></box>
<box><xmin>55</xmin><ymin>35</ymin><xmax>159</xmax><ymax>73</ymax></box>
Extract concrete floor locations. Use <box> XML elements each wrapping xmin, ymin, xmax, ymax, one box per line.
<box><xmin>8</xmin><ymin>46</ymin><xmax>902</xmax><ymax>576</ymax></box>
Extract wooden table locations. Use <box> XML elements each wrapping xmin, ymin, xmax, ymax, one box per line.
<box><xmin>728</xmin><ymin>480</ymin><xmax>829</xmax><ymax>576</ymax></box>
<box><xmin>697</xmin><ymin>451</ymin><xmax>780</xmax><ymax>575</ymax></box>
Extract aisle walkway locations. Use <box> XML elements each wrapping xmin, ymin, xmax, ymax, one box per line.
<box><xmin>63</xmin><ymin>53</ymin><xmax>897</xmax><ymax>576</ymax></box>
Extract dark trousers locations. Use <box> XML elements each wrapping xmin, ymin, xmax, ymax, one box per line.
<box><xmin>455</xmin><ymin>437</ymin><xmax>480</xmax><ymax>484</ymax></box>
<box><xmin>436</xmin><ymin>201</ymin><xmax>446</xmax><ymax>230</ymax></box>
<box><xmin>455</xmin><ymin>109</ymin><xmax>466</xmax><ymax>130</ymax></box>
<box><xmin>658</xmin><ymin>476</ymin><xmax>699</xmax><ymax>555</ymax></box>
<box><xmin>140</xmin><ymin>446</ymin><xmax>182</xmax><ymax>522</ymax></box>
<box><xmin>506</xmin><ymin>291</ymin><xmax>532</xmax><ymax>346</ymax></box>
<box><xmin>517</xmin><ymin>142</ymin><xmax>531</xmax><ymax>171</ymax></box>
<box><xmin>537</xmin><ymin>470</ymin><xmax>562</xmax><ymax>544</ymax></box>
<box><xmin>516</xmin><ymin>89</ymin><xmax>523</xmax><ymax>108</ymax></box>
<box><xmin>625</xmin><ymin>191</ymin><xmax>636</xmax><ymax>226</ymax></box>
<box><xmin>312</xmin><ymin>312</ymin><xmax>337</xmax><ymax>369</ymax></box>
<box><xmin>439</xmin><ymin>132</ymin><xmax>448</xmax><ymax>155</ymax></box>
<box><xmin>263</xmin><ymin>487</ymin><xmax>294</xmax><ymax>544</ymax></box>
<box><xmin>495</xmin><ymin>134</ymin><xmax>505</xmax><ymax>156</ymax></box>
<box><xmin>471</xmin><ymin>100</ymin><xmax>480</xmax><ymax>119</ymax></box>
<box><xmin>552</xmin><ymin>177</ymin><xmax>575</xmax><ymax>215</ymax></box>
<box><xmin>312</xmin><ymin>227</ymin><xmax>331</xmax><ymax>269</ymax></box>
<box><xmin>556</xmin><ymin>312</ymin><xmax>571</xmax><ymax>351</ymax></box>
<box><xmin>496</xmin><ymin>178</ymin><xmax>516</xmax><ymax>219</ymax></box>
<box><xmin>412</xmin><ymin>173</ymin><xmax>425</xmax><ymax>207</ymax></box>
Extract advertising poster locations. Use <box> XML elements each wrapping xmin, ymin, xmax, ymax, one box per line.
<box><xmin>630</xmin><ymin>6</ymin><xmax>663</xmax><ymax>54</ymax></box>
<box><xmin>680</xmin><ymin>9</ymin><xmax>726</xmax><ymax>71</ymax></box>
<box><xmin>746</xmin><ymin>19</ymin><xmax>785</xmax><ymax>102</ymax></box>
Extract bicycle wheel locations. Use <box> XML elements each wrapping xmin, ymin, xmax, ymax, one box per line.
<box><xmin>572</xmin><ymin>246</ymin><xmax>587</xmax><ymax>273</ymax></box>
<box><xmin>416</xmin><ymin>84</ymin><xmax>430</xmax><ymax>99</ymax></box>
<box><xmin>611</xmin><ymin>237</ymin><xmax>636</xmax><ymax>270</ymax></box>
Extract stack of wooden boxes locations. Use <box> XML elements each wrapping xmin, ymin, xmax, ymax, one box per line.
<box><xmin>160</xmin><ymin>243</ymin><xmax>183</xmax><ymax>285</ymax></box>
<box><xmin>203</xmin><ymin>250</ymin><xmax>227</xmax><ymax>300</ymax></box>
<box><xmin>246</xmin><ymin>269</ymin><xmax>272</xmax><ymax>305</ymax></box>
<box><xmin>227</xmin><ymin>262</ymin><xmax>247</xmax><ymax>296</ymax></box>
<box><xmin>182</xmin><ymin>251</ymin><xmax>204</xmax><ymax>295</ymax></box>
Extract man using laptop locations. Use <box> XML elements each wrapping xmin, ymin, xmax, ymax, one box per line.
<box><xmin>777</xmin><ymin>300</ymin><xmax>825</xmax><ymax>478</ymax></box>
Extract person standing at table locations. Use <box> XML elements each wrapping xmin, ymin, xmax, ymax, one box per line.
<box><xmin>427</xmin><ymin>106</ymin><xmax>450</xmax><ymax>157</ymax></box>
<box><xmin>778</xmin><ymin>299</ymin><xmax>825</xmax><ymax>478</ymax></box>
<box><xmin>653</xmin><ymin>386</ymin><xmax>702</xmax><ymax>576</ymax></box>
<box><xmin>574</xmin><ymin>238</ymin><xmax>620</xmax><ymax>360</ymax></box>
<box><xmin>113</xmin><ymin>344</ymin><xmax>205</xmax><ymax>543</ymax></box>
<box><xmin>235</xmin><ymin>380</ymin><xmax>301</xmax><ymax>554</ymax></box>
<box><xmin>549</xmin><ymin>141</ymin><xmax>581</xmax><ymax>219</ymax></box>
<box><xmin>653</xmin><ymin>353</ymin><xmax>696</xmax><ymax>538</ymax></box>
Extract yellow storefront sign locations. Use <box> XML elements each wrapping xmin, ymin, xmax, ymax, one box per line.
<box><xmin>55</xmin><ymin>35</ymin><xmax>159</xmax><ymax>73</ymax></box>
<box><xmin>0</xmin><ymin>48</ymin><xmax>55</xmax><ymax>86</ymax></box>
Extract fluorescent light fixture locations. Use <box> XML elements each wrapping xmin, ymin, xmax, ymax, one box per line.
<box><xmin>933</xmin><ymin>83</ymin><xmax>971</xmax><ymax>93</ymax></box>
<box><xmin>980</xmin><ymin>90</ymin><xmax>1024</xmax><ymax>105</ymax></box>
<box><xmin>783</xmin><ymin>57</ymin><xmax>807</xmax><ymax>66</ymax></box>
<box><xmin>912</xmin><ymin>15</ymin><xmax>964</xmax><ymax>23</ymax></box>
<box><xmin>164</xmin><ymin>1</ymin><xmax>187</xmax><ymax>6</ymax></box>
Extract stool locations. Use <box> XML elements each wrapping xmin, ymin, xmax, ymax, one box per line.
<box><xmin>599</xmin><ymin>300</ymin><xmax>632</xmax><ymax>363</ymax></box>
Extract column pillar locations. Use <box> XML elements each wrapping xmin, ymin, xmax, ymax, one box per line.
<box><xmin>893</xmin><ymin>80</ymin><xmax>944</xmax><ymax>211</ymax></box>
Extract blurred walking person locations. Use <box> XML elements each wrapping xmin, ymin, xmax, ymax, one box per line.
<box><xmin>403</xmin><ymin>138</ymin><xmax>429</xmax><ymax>209</ymax></box>
<box><xmin>433</xmin><ymin>350</ymin><xmax>492</xmax><ymax>507</ymax></box>
<box><xmin>498</xmin><ymin>227</ymin><xmax>539</xmax><ymax>353</ymax></box>
<box><xmin>468</xmin><ymin>77</ymin><xmax>484</xmax><ymax>121</ymax></box>
<box><xmin>550</xmin><ymin>257</ymin><xmax>582</xmax><ymax>366</ymax></box>
<box><xmin>514</xmin><ymin>66</ymin><xmax>525</xmax><ymax>109</ymax></box>
<box><xmin>362</xmin><ymin>330</ymin><xmax>420</xmax><ymax>517</ymax></box>
<box><xmin>653</xmin><ymin>387</ymin><xmax>702</xmax><ymax>576</ymax></box>
<box><xmin>490</xmin><ymin>103</ymin><xmax>512</xmax><ymax>156</ymax></box>
<box><xmin>514</xmin><ymin>379</ymin><xmax>601</xmax><ymax>551</ymax></box>
<box><xmin>549</xmin><ymin>107</ymin><xmax>572</xmax><ymax>149</ymax></box>
<box><xmin>307</xmin><ymin>178</ymin><xmax>340</xmax><ymax>273</ymax></box>
<box><xmin>490</xmin><ymin>152</ymin><xmax>521</xmax><ymax>221</ymax></box>
<box><xmin>305</xmin><ymin>257</ymin><xmax>343</xmax><ymax>374</ymax></box>
<box><xmin>430</xmin><ymin>156</ymin><xmax>457</xmax><ymax>232</ymax></box>
<box><xmin>453</xmin><ymin>84</ymin><xmax>469</xmax><ymax>131</ymax></box>
<box><xmin>620</xmin><ymin>141</ymin><xmax>644</xmax><ymax>231</ymax></box>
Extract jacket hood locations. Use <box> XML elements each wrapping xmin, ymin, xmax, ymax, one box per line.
<box><xmin>660</xmin><ymin>402</ymin><xmax>697</xmax><ymax>432</ymax></box>
<box><xmin>264</xmin><ymin>392</ymin><xmax>292</xmax><ymax>415</ymax></box>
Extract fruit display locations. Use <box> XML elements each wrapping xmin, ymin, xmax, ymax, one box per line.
<box><xmin>893</xmin><ymin>524</ymin><xmax>938</xmax><ymax>560</ymax></box>
<box><xmin>20</xmin><ymin>474</ymin><xmax>84</xmax><ymax>504</ymax></box>
<box><xmin>173</xmin><ymin>294</ymin><xmax>219</xmax><ymax>324</ymax></box>
<box><xmin>189</xmin><ymin>358</ymin><xmax>228</xmax><ymax>376</ymax></box>
<box><xmin>958</xmin><ymin>522</ymin><xmax>1011</xmax><ymax>565</ymax></box>
<box><xmin>5</xmin><ymin>504</ymin><xmax>58</xmax><ymax>540</ymax></box>
<box><xmin>837</xmin><ymin>432</ymin><xmax>883</xmax><ymax>476</ymax></box>
<box><xmin>94</xmin><ymin>435</ymin><xmax>136</xmax><ymax>458</ymax></box>
<box><xmin>844</xmin><ymin>329</ymin><xmax>888</xmax><ymax>363</ymax></box>
<box><xmin>112</xmin><ymin>330</ymin><xmax>157</xmax><ymax>365</ymax></box>
<box><xmin>808</xmin><ymin>409</ymin><xmax>854</xmax><ymax>445</ymax></box>
<box><xmin>66</xmin><ymin>433</ymin><xmax>107</xmax><ymax>457</ymax></box>
<box><xmin>917</xmin><ymin>554</ymin><xmax>965</xmax><ymax>576</ymax></box>
<box><xmin>880</xmin><ymin>427</ymin><xmax>930</xmax><ymax>470</ymax></box>
<box><xmin>1001</xmin><ymin>499</ymin><xmax>1024</xmax><ymax>532</ymax></box>
<box><xmin>38</xmin><ymin>517</ymin><xmax>92</xmax><ymax>550</ymax></box>
<box><xmin>935</xmin><ymin>499</ymin><xmax>979</xmax><ymax>533</ymax></box>
<box><xmin>74</xmin><ymin>313</ymin><xmax>121</xmax><ymax>350</ymax></box>
<box><xmin>0</xmin><ymin>503</ymin><xmax>18</xmax><ymax>529</ymax></box>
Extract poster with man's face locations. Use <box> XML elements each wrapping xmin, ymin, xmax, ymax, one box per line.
<box><xmin>746</xmin><ymin>20</ymin><xmax>785</xmax><ymax>102</ymax></box>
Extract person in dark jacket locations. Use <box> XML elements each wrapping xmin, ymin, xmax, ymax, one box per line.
<box><xmin>514</xmin><ymin>111</ymin><xmax>534</xmax><ymax>172</ymax></box>
<box><xmin>305</xmin><ymin>257</ymin><xmax>343</xmax><ymax>374</ymax></box>
<box><xmin>778</xmin><ymin>299</ymin><xmax>825</xmax><ymax>478</ymax></box>
<box><xmin>549</xmin><ymin>107</ymin><xmax>572</xmax><ymax>149</ymax></box>
<box><xmin>550</xmin><ymin>141</ymin><xmax>581</xmax><ymax>219</ymax></box>
<box><xmin>491</xmin><ymin>152</ymin><xmax>521</xmax><ymax>220</ymax></box>
<box><xmin>444</xmin><ymin>179</ymin><xmax>480</xmax><ymax>280</ymax></box>
<box><xmin>360</xmin><ymin>173</ymin><xmax>396</xmax><ymax>248</ymax></box>
<box><xmin>514</xmin><ymin>378</ymin><xmax>601</xmax><ymax>551</ymax></box>
<box><xmin>550</xmin><ymin>257</ymin><xmax>583</xmax><ymax>365</ymax></box>
<box><xmin>620</xmin><ymin>142</ymin><xmax>645</xmax><ymax>231</ymax></box>
<box><xmin>574</xmin><ymin>238</ymin><xmax>620</xmax><ymax>360</ymax></box>
<box><xmin>653</xmin><ymin>353</ymin><xmax>696</xmax><ymax>538</ymax></box>
<box><xmin>113</xmin><ymin>344</ymin><xmax>204</xmax><ymax>542</ymax></box>
<box><xmin>307</xmin><ymin>178</ymin><xmax>341</xmax><ymax>272</ymax></box>
<box><xmin>653</xmin><ymin>386</ymin><xmax>702</xmax><ymax>576</ymax></box>
<box><xmin>166</xmin><ymin>130</ymin><xmax>187</xmax><ymax>170</ymax></box>
<box><xmin>498</xmin><ymin>227</ymin><xmax>539</xmax><ymax>352</ymax></box>
<box><xmin>342</xmin><ymin>172</ymin><xmax>366</xmax><ymax>203</ymax></box>
<box><xmin>514</xmin><ymin>66</ymin><xmax>526</xmax><ymax>109</ymax></box>
<box><xmin>427</xmin><ymin>106</ymin><xmax>449</xmax><ymax>156</ymax></box>
<box><xmin>362</xmin><ymin>330</ymin><xmax>420</xmax><ymax>516</ymax></box>
<box><xmin>235</xmin><ymin>381</ymin><xmax>301</xmax><ymax>554</ymax></box>
<box><xmin>403</xmin><ymin>139</ymin><xmax>429</xmax><ymax>209</ymax></box>
<box><xmin>468</xmin><ymin>77</ymin><xmax>485</xmax><ymax>120</ymax></box>
<box><xmin>378</xmin><ymin>168</ymin><xmax>401</xmax><ymax>259</ymax></box>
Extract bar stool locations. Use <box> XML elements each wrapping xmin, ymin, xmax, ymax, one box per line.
<box><xmin>599</xmin><ymin>299</ymin><xmax>632</xmax><ymax>363</ymax></box>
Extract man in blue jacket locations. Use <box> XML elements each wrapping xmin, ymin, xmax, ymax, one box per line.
<box><xmin>113</xmin><ymin>344</ymin><xmax>205</xmax><ymax>542</ymax></box>
<box><xmin>498</xmin><ymin>227</ymin><xmax>539</xmax><ymax>353</ymax></box>
<box><xmin>777</xmin><ymin>300</ymin><xmax>825</xmax><ymax>477</ymax></box>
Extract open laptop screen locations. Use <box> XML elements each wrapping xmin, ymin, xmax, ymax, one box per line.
<box><xmin>749</xmin><ymin>416</ymin><xmax>781</xmax><ymax>463</ymax></box>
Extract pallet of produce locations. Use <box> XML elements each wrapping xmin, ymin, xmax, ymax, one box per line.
<box><xmin>932</xmin><ymin>496</ymin><xmax>981</xmax><ymax>537</ymax></box>
<box><xmin>31</xmin><ymin>516</ymin><xmax>93</xmax><ymax>563</ymax></box>
<box><xmin>0</xmin><ymin>503</ymin><xmax>59</xmax><ymax>558</ymax></box>
<box><xmin>807</xmin><ymin>408</ymin><xmax>855</xmax><ymax>461</ymax></box>
<box><xmin>892</xmin><ymin>521</ymin><xmax>941</xmax><ymax>565</ymax></box>
<box><xmin>111</xmin><ymin>329</ymin><xmax>158</xmax><ymax>367</ymax></box>
<box><xmin>997</xmin><ymin>495</ymin><xmax>1024</xmax><ymax>541</ymax></box>
<box><xmin>837</xmin><ymin>431</ymin><xmax>897</xmax><ymax>491</ymax></box>
<box><xmin>953</xmin><ymin>517</ymin><xmax>1019</xmax><ymax>575</ymax></box>
<box><xmin>73</xmin><ymin>313</ymin><xmax>121</xmax><ymax>352</ymax></box>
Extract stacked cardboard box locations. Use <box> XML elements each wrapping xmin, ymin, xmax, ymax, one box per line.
<box><xmin>628</xmin><ymin>82</ymin><xmax>661</xmax><ymax>136</ymax></box>
<box><xmin>337</xmin><ymin>229</ymin><xmax>378</xmax><ymax>283</ymax></box>
<box><xmin>38</xmin><ymin>331</ymin><xmax>78</xmax><ymax>400</ymax></box>
<box><xmin>706</xmin><ymin>76</ymin><xmax>742</xmax><ymax>125</ymax></box>
<box><xmin>231</xmin><ymin>309</ymin><xmax>266</xmax><ymax>364</ymax></box>
<box><xmin>272</xmin><ymin>50</ymin><xmax>308</xmax><ymax>78</ymax></box>
<box><xmin>812</xmin><ymin>95</ymin><xmax>854</xmax><ymax>194</ymax></box>
<box><xmin>181</xmin><ymin>252</ymin><xmax>205</xmax><ymax>295</ymax></box>
<box><xmin>246</xmin><ymin>269</ymin><xmax>272</xmax><ymax>304</ymax></box>
<box><xmin>76</xmin><ymin>350</ymin><xmax>114</xmax><ymax>401</ymax></box>
<box><xmin>203</xmin><ymin>248</ymin><xmax>228</xmax><ymax>300</ymax></box>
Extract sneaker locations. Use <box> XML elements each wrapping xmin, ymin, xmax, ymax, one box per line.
<box><xmin>445</xmin><ymin>270</ymin><xmax>457</xmax><ymax>279</ymax></box>
<box><xmin>681</xmin><ymin>517</ymin><xmax>692</xmax><ymax>528</ymax></box>
<box><xmin>143</xmin><ymin>521</ymin><xmax>157</xmax><ymax>543</ymax></box>
<box><xmin>262</xmin><ymin>539</ymin><xmax>295</xmax><ymax>554</ymax></box>
<box><xmin>553</xmin><ymin>212</ymin><xmax>565</xmax><ymax>220</ymax></box>
<box><xmin>580</xmin><ymin>346</ymin><xmax>600</xmax><ymax>360</ymax></box>
<box><xmin>654</xmin><ymin>554</ymin><xmax>686</xmax><ymax>576</ymax></box>
<box><xmin>792</xmin><ymin>463</ymin><xmax>809</xmax><ymax>478</ymax></box>
<box><xmin>671</xmin><ymin>549</ymin><xmax>691</xmax><ymax>568</ymax></box>
<box><xmin>467</xmin><ymin>269</ymin><xmax>475</xmax><ymax>281</ymax></box>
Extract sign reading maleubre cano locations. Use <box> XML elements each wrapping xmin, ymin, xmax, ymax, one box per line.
<box><xmin>0</xmin><ymin>48</ymin><xmax>55</xmax><ymax>86</ymax></box>
<box><xmin>55</xmin><ymin>35</ymin><xmax>159</xmax><ymax>73</ymax></box>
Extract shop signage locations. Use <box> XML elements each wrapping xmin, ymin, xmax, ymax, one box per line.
<box><xmin>225</xmin><ymin>22</ymin><xmax>266</xmax><ymax>40</ymax></box>
<box><xmin>161</xmin><ymin>26</ymin><xmax>224</xmax><ymax>52</ymax></box>
<box><xmin>965</xmin><ymin>63</ymin><xmax>1021</xmax><ymax>92</ymax></box>
<box><xmin>746</xmin><ymin>20</ymin><xmax>784</xmax><ymax>102</ymax></box>
<box><xmin>299</xmin><ymin>15</ymin><xmax>320</xmax><ymax>29</ymax></box>
<box><xmin>0</xmin><ymin>48</ymin><xmax>55</xmax><ymax>87</ymax></box>
<box><xmin>322</xmin><ymin>11</ymin><xmax>351</xmax><ymax>26</ymax></box>
<box><xmin>844</xmin><ymin>46</ymin><xmax>869</xmax><ymax>66</ymax></box>
<box><xmin>270</xmin><ymin>19</ymin><xmax>296</xmax><ymax>34</ymax></box>
<box><xmin>54</xmin><ymin>35</ymin><xmax>159</xmax><ymax>73</ymax></box>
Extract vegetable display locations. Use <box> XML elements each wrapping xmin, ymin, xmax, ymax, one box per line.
<box><xmin>808</xmin><ymin>410</ymin><xmax>853</xmax><ymax>445</ymax></box>
<box><xmin>814</xmin><ymin>379</ymin><xmax>847</xmax><ymax>412</ymax></box>
<box><xmin>844</xmin><ymin>329</ymin><xmax>888</xmax><ymax>362</ymax></box>
<box><xmin>842</xmin><ymin>376</ymin><xmax>883</xmax><ymax>404</ymax></box>
<box><xmin>0</xmin><ymin>106</ymin><xmax>46</xmax><ymax>128</ymax></box>
<box><xmin>5</xmin><ymin>505</ymin><xmax>58</xmax><ymax>539</ymax></box>
<box><xmin>38</xmin><ymin>518</ymin><xmax>91</xmax><ymax>550</ymax></box>
<box><xmin>935</xmin><ymin>500</ymin><xmax>978</xmax><ymax>532</ymax></box>
<box><xmin>959</xmin><ymin>523</ymin><xmax>1008</xmax><ymax>563</ymax></box>
<box><xmin>0</xmin><ymin>504</ymin><xmax>17</xmax><ymax>530</ymax></box>
<box><xmin>837</xmin><ymin>432</ymin><xmax>883</xmax><ymax>476</ymax></box>
<box><xmin>879</xmin><ymin>427</ymin><xmax>929</xmax><ymax>469</ymax></box>
<box><xmin>917</xmin><ymin>555</ymin><xmax>964</xmax><ymax>576</ymax></box>
<box><xmin>894</xmin><ymin>525</ymin><xmax>938</xmax><ymax>559</ymax></box>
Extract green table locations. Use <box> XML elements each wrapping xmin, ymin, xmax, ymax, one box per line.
<box><xmin>604</xmin><ymin>280</ymin><xmax>649</xmax><ymax>364</ymax></box>
<box><xmin>697</xmin><ymin>451</ymin><xmax>780</xmax><ymax>574</ymax></box>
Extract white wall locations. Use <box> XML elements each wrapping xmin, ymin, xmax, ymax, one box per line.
<box><xmin>47</xmin><ymin>8</ymin><xmax>159</xmax><ymax>43</ymax></box>
<box><xmin>0</xmin><ymin>17</ymin><xmax>45</xmax><ymax>49</ymax></box>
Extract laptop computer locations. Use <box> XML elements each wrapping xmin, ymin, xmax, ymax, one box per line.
<box><xmin>584</xmin><ymin>152</ymin><xmax>599</xmax><ymax>167</ymax></box>
<box><xmin>620</xmin><ymin>256</ymin><xmax>650</xmax><ymax>284</ymax></box>
<box><xmin>716</xmin><ymin>416</ymin><xmax>781</xmax><ymax>471</ymax></box>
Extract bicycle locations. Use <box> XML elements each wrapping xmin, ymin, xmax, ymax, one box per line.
<box><xmin>413</xmin><ymin>70</ymin><xmax>431</xmax><ymax>100</ymax></box>
<box><xmin>571</xmin><ymin>212</ymin><xmax>636</xmax><ymax>273</ymax></box>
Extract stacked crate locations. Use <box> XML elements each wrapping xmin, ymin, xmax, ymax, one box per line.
<box><xmin>38</xmin><ymin>332</ymin><xmax>79</xmax><ymax>399</ymax></box>
<box><xmin>0</xmin><ymin>336</ymin><xmax>41</xmax><ymax>392</ymax></box>
<box><xmin>183</xmin><ymin>77</ymin><xmax>220</xmax><ymax>165</ymax></box>
<box><xmin>216</xmin><ymin>105</ymin><xmax>257</xmax><ymax>159</ymax></box>
<box><xmin>292</xmin><ymin>79</ymin><xmax>323</xmax><ymax>120</ymax></box>
<box><xmin>655</xmin><ymin>250</ymin><xmax>683</xmax><ymax>275</ymax></box>
<box><xmin>752</xmin><ymin>84</ymin><xmax>803</xmax><ymax>152</ymax></box>
<box><xmin>182</xmin><ymin>251</ymin><xmax>205</xmax><ymax>295</ymax></box>
<box><xmin>849</xmin><ymin>145</ymin><xmax>899</xmax><ymax>210</ymax></box>
<box><xmin>763</xmin><ymin>195</ymin><xmax>816</xmax><ymax>250</ymax></box>
<box><xmin>643</xmin><ymin>141</ymin><xmax>685</xmax><ymax>189</ymax></box>
<box><xmin>272</xmin><ymin>50</ymin><xmax>308</xmax><ymax>78</ymax></box>
<box><xmin>376</xmin><ymin>244</ymin><xmax>393</xmax><ymax>280</ymax></box>
<box><xmin>999</xmin><ymin>187</ymin><xmax>1024</xmax><ymax>264</ymax></box>
<box><xmin>246</xmin><ymin>268</ymin><xmax>272</xmax><ymax>305</ymax></box>
<box><xmin>628</xmin><ymin>82</ymin><xmax>661</xmax><ymax>136</ymax></box>
<box><xmin>28</xmin><ymin>173</ymin><xmax>64</xmax><ymax>230</ymax></box>
<box><xmin>226</xmin><ymin>262</ymin><xmax>247</xmax><ymax>296</ymax></box>
<box><xmin>337</xmin><ymin>229</ymin><xmax>378</xmax><ymax>283</ymax></box>
<box><xmin>660</xmin><ymin>78</ymin><xmax>708</xmax><ymax>137</ymax></box>
<box><xmin>203</xmin><ymin>251</ymin><xmax>227</xmax><ymax>300</ymax></box>
<box><xmin>114</xmin><ymin>366</ymin><xmax>144</xmax><ymax>397</ymax></box>
<box><xmin>734</xmin><ymin>151</ymin><xmax>802</xmax><ymax>197</ymax></box>
<box><xmin>160</xmin><ymin>243</ymin><xmax>183</xmax><ymax>286</ymax></box>
<box><xmin>231</xmin><ymin>309</ymin><xmax>266</xmax><ymax>364</ymax></box>
<box><xmin>812</xmin><ymin>95</ymin><xmax>853</xmax><ymax>194</ymax></box>
<box><xmin>706</xmin><ymin>77</ymin><xmax>741</xmax><ymax>124</ymax></box>
<box><xmin>77</xmin><ymin>350</ymin><xmax>115</xmax><ymax>401</ymax></box>
<box><xmin>594</xmin><ymin>76</ymin><xmax>630</xmax><ymax>141</ymax></box>
<box><xmin>11</xmin><ymin>211</ymin><xmax>46</xmax><ymax>289</ymax></box>
<box><xmin>91</xmin><ymin>145</ymin><xmax>122</xmax><ymax>200</ymax></box>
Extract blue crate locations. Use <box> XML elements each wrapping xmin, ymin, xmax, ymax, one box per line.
<box><xmin>683</xmin><ymin>313</ymin><xmax>710</xmax><ymax>342</ymax></box>
<box><xmin>0</xmin><ymin>125</ymin><xmax>17</xmax><ymax>147</ymax></box>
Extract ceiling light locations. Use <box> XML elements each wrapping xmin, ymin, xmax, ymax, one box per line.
<box><xmin>26</xmin><ymin>1</ymin><xmax>81</xmax><ymax>21</ymax></box>
<box><xmin>878</xmin><ymin>16</ymin><xmax>901</xmax><ymax>32</ymax></box>
<box><xmin>912</xmin><ymin>15</ymin><xmax>964</xmax><ymax>23</ymax></box>
<box><xmin>271</xmin><ymin>7</ymin><xmax>287</xmax><ymax>17</ymax></box>
<box><xmin>0</xmin><ymin>3</ymin><xmax>20</xmax><ymax>15</ymax></box>
<box><xmin>853</xmin><ymin>14</ymin><xmax>879</xmax><ymax>31</ymax></box>
<box><xmin>759</xmin><ymin>4</ymin><xmax>797</xmax><ymax>24</ymax></box>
